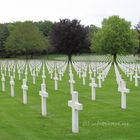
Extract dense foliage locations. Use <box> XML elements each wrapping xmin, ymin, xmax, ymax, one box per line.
<box><xmin>50</xmin><ymin>19</ymin><xmax>90</xmax><ymax>61</ymax></box>
<box><xmin>5</xmin><ymin>21</ymin><xmax>47</xmax><ymax>58</ymax></box>
<box><xmin>0</xmin><ymin>16</ymin><xmax>139</xmax><ymax>58</ymax></box>
<box><xmin>135</xmin><ymin>22</ymin><xmax>140</xmax><ymax>54</ymax></box>
<box><xmin>0</xmin><ymin>24</ymin><xmax>9</xmax><ymax>57</ymax></box>
<box><xmin>92</xmin><ymin>16</ymin><xmax>139</xmax><ymax>62</ymax></box>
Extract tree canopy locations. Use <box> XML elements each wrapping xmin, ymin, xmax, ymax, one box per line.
<box><xmin>0</xmin><ymin>24</ymin><xmax>9</xmax><ymax>57</ymax></box>
<box><xmin>50</xmin><ymin>19</ymin><xmax>90</xmax><ymax>61</ymax></box>
<box><xmin>135</xmin><ymin>22</ymin><xmax>140</xmax><ymax>54</ymax></box>
<box><xmin>92</xmin><ymin>16</ymin><xmax>139</xmax><ymax>62</ymax></box>
<box><xmin>5</xmin><ymin>21</ymin><xmax>47</xmax><ymax>58</ymax></box>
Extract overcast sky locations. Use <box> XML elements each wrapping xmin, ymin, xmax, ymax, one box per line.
<box><xmin>0</xmin><ymin>0</ymin><xmax>139</xmax><ymax>27</ymax></box>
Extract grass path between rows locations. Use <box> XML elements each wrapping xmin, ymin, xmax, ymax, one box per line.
<box><xmin>0</xmin><ymin>64</ymin><xmax>140</xmax><ymax>140</ymax></box>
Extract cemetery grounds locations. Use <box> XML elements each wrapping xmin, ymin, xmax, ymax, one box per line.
<box><xmin>0</xmin><ymin>55</ymin><xmax>140</xmax><ymax>140</ymax></box>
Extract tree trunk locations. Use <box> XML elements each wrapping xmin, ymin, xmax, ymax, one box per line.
<box><xmin>68</xmin><ymin>55</ymin><xmax>72</xmax><ymax>63</ymax></box>
<box><xmin>30</xmin><ymin>53</ymin><xmax>33</xmax><ymax>59</ymax></box>
<box><xmin>113</xmin><ymin>54</ymin><xmax>117</xmax><ymax>64</ymax></box>
<box><xmin>25</xmin><ymin>51</ymin><xmax>28</xmax><ymax>60</ymax></box>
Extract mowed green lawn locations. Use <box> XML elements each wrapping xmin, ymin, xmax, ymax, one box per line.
<box><xmin>0</xmin><ymin>64</ymin><xmax>140</xmax><ymax>140</ymax></box>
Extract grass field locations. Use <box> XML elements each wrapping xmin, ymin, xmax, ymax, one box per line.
<box><xmin>0</xmin><ymin>63</ymin><xmax>140</xmax><ymax>140</ymax></box>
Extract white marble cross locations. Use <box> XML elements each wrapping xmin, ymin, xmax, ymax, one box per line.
<box><xmin>39</xmin><ymin>83</ymin><xmax>48</xmax><ymax>116</ymax></box>
<box><xmin>68</xmin><ymin>91</ymin><xmax>83</xmax><ymax>133</ymax></box>
<box><xmin>129</xmin><ymin>70</ymin><xmax>133</xmax><ymax>81</ymax></box>
<box><xmin>120</xmin><ymin>80</ymin><xmax>130</xmax><ymax>109</ymax></box>
<box><xmin>42</xmin><ymin>68</ymin><xmax>46</xmax><ymax>84</ymax></box>
<box><xmin>89</xmin><ymin>68</ymin><xmax>92</xmax><ymax>80</ymax></box>
<box><xmin>117</xmin><ymin>75</ymin><xmax>122</xmax><ymax>92</ymax></box>
<box><xmin>1</xmin><ymin>74</ymin><xmax>5</xmax><ymax>92</ymax></box>
<box><xmin>69</xmin><ymin>73</ymin><xmax>75</xmax><ymax>94</ymax></box>
<box><xmin>93</xmin><ymin>68</ymin><xmax>96</xmax><ymax>77</ymax></box>
<box><xmin>50</xmin><ymin>69</ymin><xmax>53</xmax><ymax>79</ymax></box>
<box><xmin>10</xmin><ymin>76</ymin><xmax>15</xmax><ymax>97</ymax></box>
<box><xmin>59</xmin><ymin>70</ymin><xmax>62</xmax><ymax>81</ymax></box>
<box><xmin>18</xmin><ymin>70</ymin><xmax>21</xmax><ymax>80</ymax></box>
<box><xmin>54</xmin><ymin>71</ymin><xmax>58</xmax><ymax>90</ymax></box>
<box><xmin>89</xmin><ymin>78</ymin><xmax>98</xmax><ymax>100</ymax></box>
<box><xmin>97</xmin><ymin>73</ymin><xmax>102</xmax><ymax>88</ymax></box>
<box><xmin>82</xmin><ymin>71</ymin><xmax>86</xmax><ymax>85</ymax></box>
<box><xmin>78</xmin><ymin>69</ymin><xmax>81</xmax><ymax>79</ymax></box>
<box><xmin>133</xmin><ymin>69</ymin><xmax>139</xmax><ymax>87</ymax></box>
<box><xmin>21</xmin><ymin>79</ymin><xmax>28</xmax><ymax>104</ymax></box>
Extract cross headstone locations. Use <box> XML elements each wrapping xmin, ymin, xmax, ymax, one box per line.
<box><xmin>1</xmin><ymin>74</ymin><xmax>5</xmax><ymax>92</ymax></box>
<box><xmin>82</xmin><ymin>71</ymin><xmax>86</xmax><ymax>85</ymax></box>
<box><xmin>42</xmin><ymin>68</ymin><xmax>46</xmax><ymax>84</ymax></box>
<box><xmin>120</xmin><ymin>80</ymin><xmax>130</xmax><ymax>109</ymax></box>
<box><xmin>129</xmin><ymin>70</ymin><xmax>133</xmax><ymax>81</ymax></box>
<box><xmin>97</xmin><ymin>73</ymin><xmax>102</xmax><ymax>88</ymax></box>
<box><xmin>54</xmin><ymin>71</ymin><xmax>58</xmax><ymax>90</ymax></box>
<box><xmin>133</xmin><ymin>68</ymin><xmax>139</xmax><ymax>87</ymax></box>
<box><xmin>69</xmin><ymin>73</ymin><xmax>75</xmax><ymax>94</ymax></box>
<box><xmin>89</xmin><ymin>68</ymin><xmax>92</xmax><ymax>80</ymax></box>
<box><xmin>59</xmin><ymin>70</ymin><xmax>63</xmax><ymax>81</ymax></box>
<box><xmin>89</xmin><ymin>78</ymin><xmax>98</xmax><ymax>100</ymax></box>
<box><xmin>18</xmin><ymin>69</ymin><xmax>21</xmax><ymax>80</ymax></box>
<box><xmin>21</xmin><ymin>79</ymin><xmax>28</xmax><ymax>104</ymax></box>
<box><xmin>68</xmin><ymin>91</ymin><xmax>83</xmax><ymax>133</ymax></box>
<box><xmin>93</xmin><ymin>68</ymin><xmax>96</xmax><ymax>77</ymax></box>
<box><xmin>50</xmin><ymin>69</ymin><xmax>53</xmax><ymax>79</ymax></box>
<box><xmin>39</xmin><ymin>83</ymin><xmax>48</xmax><ymax>116</ymax></box>
<box><xmin>10</xmin><ymin>76</ymin><xmax>15</xmax><ymax>97</ymax></box>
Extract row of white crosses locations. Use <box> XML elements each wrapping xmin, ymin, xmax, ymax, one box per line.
<box><xmin>97</xmin><ymin>63</ymin><xmax>112</xmax><ymax>88</ymax></box>
<box><xmin>0</xmin><ymin>60</ymin><xmax>48</xmax><ymax>117</ymax></box>
<box><xmin>68</xmin><ymin>61</ymin><xmax>112</xmax><ymax>133</ymax></box>
<box><xmin>68</xmin><ymin>63</ymin><xmax>83</xmax><ymax>133</ymax></box>
<box><xmin>71</xmin><ymin>61</ymin><xmax>112</xmax><ymax>101</ymax></box>
<box><xmin>67</xmin><ymin>62</ymin><xmax>112</xmax><ymax>133</ymax></box>
<box><xmin>72</xmin><ymin>55</ymin><xmax>112</xmax><ymax>63</ymax></box>
<box><xmin>117</xmin><ymin>55</ymin><xmax>139</xmax><ymax>63</ymax></box>
<box><xmin>117</xmin><ymin>62</ymin><xmax>140</xmax><ymax>87</ymax></box>
<box><xmin>72</xmin><ymin>61</ymin><xmax>108</xmax><ymax>86</ymax></box>
<box><xmin>69</xmin><ymin>64</ymin><xmax>75</xmax><ymax>94</ymax></box>
<box><xmin>0</xmin><ymin>59</ymin><xmax>112</xmax><ymax>134</ymax></box>
<box><xmin>46</xmin><ymin>61</ymin><xmax>68</xmax><ymax>90</ymax></box>
<box><xmin>0</xmin><ymin>60</ymin><xmax>68</xmax><ymax>92</ymax></box>
<box><xmin>114</xmin><ymin>63</ymin><xmax>130</xmax><ymax>109</ymax></box>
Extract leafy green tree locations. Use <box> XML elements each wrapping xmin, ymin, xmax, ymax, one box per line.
<box><xmin>89</xmin><ymin>25</ymin><xmax>100</xmax><ymax>52</ymax></box>
<box><xmin>92</xmin><ymin>16</ymin><xmax>139</xmax><ymax>62</ymax></box>
<box><xmin>135</xmin><ymin>22</ymin><xmax>140</xmax><ymax>54</ymax></box>
<box><xmin>34</xmin><ymin>21</ymin><xmax>54</xmax><ymax>54</ymax></box>
<box><xmin>34</xmin><ymin>20</ymin><xmax>54</xmax><ymax>36</ymax></box>
<box><xmin>0</xmin><ymin>24</ymin><xmax>9</xmax><ymax>57</ymax></box>
<box><xmin>5</xmin><ymin>21</ymin><xmax>47</xmax><ymax>58</ymax></box>
<box><xmin>50</xmin><ymin>19</ymin><xmax>90</xmax><ymax>62</ymax></box>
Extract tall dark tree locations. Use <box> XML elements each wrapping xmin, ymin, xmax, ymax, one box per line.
<box><xmin>50</xmin><ymin>19</ymin><xmax>90</xmax><ymax>62</ymax></box>
<box><xmin>0</xmin><ymin>24</ymin><xmax>9</xmax><ymax>57</ymax></box>
<box><xmin>135</xmin><ymin>22</ymin><xmax>140</xmax><ymax>54</ymax></box>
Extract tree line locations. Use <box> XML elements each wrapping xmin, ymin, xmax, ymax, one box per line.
<box><xmin>0</xmin><ymin>15</ymin><xmax>140</xmax><ymax>61</ymax></box>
